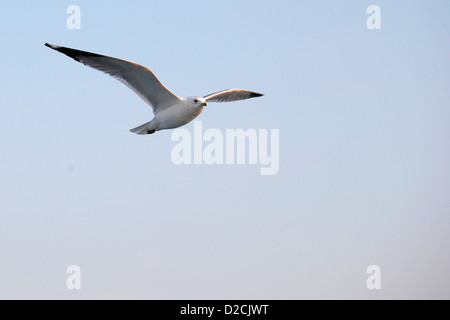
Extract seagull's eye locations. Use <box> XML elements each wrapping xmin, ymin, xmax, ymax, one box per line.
<box><xmin>194</xmin><ymin>99</ymin><xmax>198</xmax><ymax>103</ymax></box>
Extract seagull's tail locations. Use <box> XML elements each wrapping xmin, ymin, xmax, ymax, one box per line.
<box><xmin>129</xmin><ymin>121</ymin><xmax>156</xmax><ymax>135</ymax></box>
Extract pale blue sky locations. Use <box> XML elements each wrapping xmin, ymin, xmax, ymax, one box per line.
<box><xmin>0</xmin><ymin>1</ymin><xmax>449</xmax><ymax>299</ymax></box>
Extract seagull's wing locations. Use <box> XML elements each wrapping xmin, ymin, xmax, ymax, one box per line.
<box><xmin>204</xmin><ymin>89</ymin><xmax>263</xmax><ymax>103</ymax></box>
<box><xmin>45</xmin><ymin>43</ymin><xmax>181</xmax><ymax>113</ymax></box>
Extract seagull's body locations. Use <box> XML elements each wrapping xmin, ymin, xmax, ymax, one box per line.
<box><xmin>45</xmin><ymin>43</ymin><xmax>263</xmax><ymax>134</ymax></box>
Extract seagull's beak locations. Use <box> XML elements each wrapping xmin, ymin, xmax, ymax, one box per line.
<box><xmin>202</xmin><ymin>102</ymin><xmax>207</xmax><ymax>107</ymax></box>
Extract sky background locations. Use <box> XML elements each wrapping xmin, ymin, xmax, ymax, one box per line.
<box><xmin>0</xmin><ymin>0</ymin><xmax>449</xmax><ymax>299</ymax></box>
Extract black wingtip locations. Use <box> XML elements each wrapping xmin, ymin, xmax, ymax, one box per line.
<box><xmin>251</xmin><ymin>92</ymin><xmax>264</xmax><ymax>98</ymax></box>
<box><xmin>45</xmin><ymin>43</ymin><xmax>58</xmax><ymax>49</ymax></box>
<box><xmin>44</xmin><ymin>43</ymin><xmax>104</xmax><ymax>62</ymax></box>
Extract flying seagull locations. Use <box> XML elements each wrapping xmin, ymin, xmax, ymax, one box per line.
<box><xmin>45</xmin><ymin>43</ymin><xmax>263</xmax><ymax>135</ymax></box>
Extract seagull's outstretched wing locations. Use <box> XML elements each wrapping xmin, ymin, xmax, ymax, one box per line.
<box><xmin>45</xmin><ymin>43</ymin><xmax>181</xmax><ymax>113</ymax></box>
<box><xmin>204</xmin><ymin>89</ymin><xmax>263</xmax><ymax>103</ymax></box>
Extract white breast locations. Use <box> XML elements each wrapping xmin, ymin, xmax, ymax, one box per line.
<box><xmin>154</xmin><ymin>100</ymin><xmax>204</xmax><ymax>130</ymax></box>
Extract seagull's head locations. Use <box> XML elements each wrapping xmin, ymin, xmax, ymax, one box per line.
<box><xmin>188</xmin><ymin>96</ymin><xmax>207</xmax><ymax>108</ymax></box>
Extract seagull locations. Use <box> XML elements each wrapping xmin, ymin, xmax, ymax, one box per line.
<box><xmin>45</xmin><ymin>43</ymin><xmax>263</xmax><ymax>135</ymax></box>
